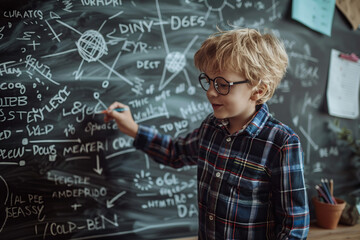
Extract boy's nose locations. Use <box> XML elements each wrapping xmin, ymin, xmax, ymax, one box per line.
<box><xmin>206</xmin><ymin>81</ymin><xmax>218</xmax><ymax>97</ymax></box>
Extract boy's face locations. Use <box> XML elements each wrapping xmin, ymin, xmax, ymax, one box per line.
<box><xmin>205</xmin><ymin>70</ymin><xmax>257</xmax><ymax>126</ymax></box>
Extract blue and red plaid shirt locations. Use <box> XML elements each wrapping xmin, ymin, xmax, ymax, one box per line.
<box><xmin>133</xmin><ymin>103</ymin><xmax>310</xmax><ymax>239</ymax></box>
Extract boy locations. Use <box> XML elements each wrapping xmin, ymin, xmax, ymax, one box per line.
<box><xmin>104</xmin><ymin>28</ymin><xmax>310</xmax><ymax>239</ymax></box>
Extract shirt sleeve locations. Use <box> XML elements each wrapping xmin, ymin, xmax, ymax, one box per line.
<box><xmin>271</xmin><ymin>134</ymin><xmax>310</xmax><ymax>239</ymax></box>
<box><xmin>133</xmin><ymin>124</ymin><xmax>201</xmax><ymax>168</ymax></box>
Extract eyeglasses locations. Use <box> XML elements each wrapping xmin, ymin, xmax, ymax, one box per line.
<box><xmin>198</xmin><ymin>73</ymin><xmax>250</xmax><ymax>95</ymax></box>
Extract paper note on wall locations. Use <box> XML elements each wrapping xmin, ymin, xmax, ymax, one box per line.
<box><xmin>327</xmin><ymin>49</ymin><xmax>360</xmax><ymax>119</ymax></box>
<box><xmin>292</xmin><ymin>0</ymin><xmax>336</xmax><ymax>36</ymax></box>
<box><xmin>336</xmin><ymin>0</ymin><xmax>360</xmax><ymax>30</ymax></box>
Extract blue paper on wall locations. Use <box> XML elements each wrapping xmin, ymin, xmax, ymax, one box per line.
<box><xmin>292</xmin><ymin>0</ymin><xmax>336</xmax><ymax>36</ymax></box>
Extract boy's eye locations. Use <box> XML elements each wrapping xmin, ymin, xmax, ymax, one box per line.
<box><xmin>216</xmin><ymin>79</ymin><xmax>228</xmax><ymax>88</ymax></box>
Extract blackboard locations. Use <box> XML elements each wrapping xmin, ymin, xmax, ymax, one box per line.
<box><xmin>0</xmin><ymin>0</ymin><xmax>359</xmax><ymax>239</ymax></box>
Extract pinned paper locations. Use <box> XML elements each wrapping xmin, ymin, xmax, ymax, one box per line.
<box><xmin>292</xmin><ymin>0</ymin><xmax>336</xmax><ymax>36</ymax></box>
<box><xmin>327</xmin><ymin>49</ymin><xmax>360</xmax><ymax>119</ymax></box>
<box><xmin>336</xmin><ymin>0</ymin><xmax>360</xmax><ymax>30</ymax></box>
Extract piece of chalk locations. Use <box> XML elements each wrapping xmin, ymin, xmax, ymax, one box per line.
<box><xmin>95</xmin><ymin>107</ymin><xmax>129</xmax><ymax>114</ymax></box>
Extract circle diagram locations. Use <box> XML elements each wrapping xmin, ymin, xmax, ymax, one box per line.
<box><xmin>76</xmin><ymin>30</ymin><xmax>108</xmax><ymax>63</ymax></box>
<box><xmin>165</xmin><ymin>52</ymin><xmax>186</xmax><ymax>73</ymax></box>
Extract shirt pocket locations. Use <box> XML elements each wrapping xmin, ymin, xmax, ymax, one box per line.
<box><xmin>226</xmin><ymin>155</ymin><xmax>270</xmax><ymax>203</ymax></box>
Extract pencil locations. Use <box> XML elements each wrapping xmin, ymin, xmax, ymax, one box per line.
<box><xmin>328</xmin><ymin>179</ymin><xmax>337</xmax><ymax>204</ymax></box>
<box><xmin>321</xmin><ymin>179</ymin><xmax>335</xmax><ymax>204</ymax></box>
<box><xmin>315</xmin><ymin>186</ymin><xmax>326</xmax><ymax>202</ymax></box>
<box><xmin>95</xmin><ymin>107</ymin><xmax>129</xmax><ymax>114</ymax></box>
<box><xmin>325</xmin><ymin>178</ymin><xmax>330</xmax><ymax>191</ymax></box>
<box><xmin>330</xmin><ymin>179</ymin><xmax>334</xmax><ymax>196</ymax></box>
<box><xmin>315</xmin><ymin>185</ymin><xmax>331</xmax><ymax>204</ymax></box>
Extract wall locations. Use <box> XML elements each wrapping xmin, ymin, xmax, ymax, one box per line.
<box><xmin>0</xmin><ymin>0</ymin><xmax>359</xmax><ymax>239</ymax></box>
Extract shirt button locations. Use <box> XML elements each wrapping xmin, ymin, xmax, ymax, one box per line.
<box><xmin>226</xmin><ymin>137</ymin><xmax>231</xmax><ymax>142</ymax></box>
<box><xmin>215</xmin><ymin>172</ymin><xmax>221</xmax><ymax>178</ymax></box>
<box><xmin>209</xmin><ymin>215</ymin><xmax>214</xmax><ymax>221</ymax></box>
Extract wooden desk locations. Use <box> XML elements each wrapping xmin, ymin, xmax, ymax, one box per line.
<box><xmin>308</xmin><ymin>223</ymin><xmax>360</xmax><ymax>240</ymax></box>
<box><xmin>174</xmin><ymin>223</ymin><xmax>360</xmax><ymax>240</ymax></box>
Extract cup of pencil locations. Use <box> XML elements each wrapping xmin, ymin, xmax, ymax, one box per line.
<box><xmin>312</xmin><ymin>178</ymin><xmax>346</xmax><ymax>229</ymax></box>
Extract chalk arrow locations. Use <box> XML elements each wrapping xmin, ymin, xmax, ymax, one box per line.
<box><xmin>93</xmin><ymin>155</ymin><xmax>103</xmax><ymax>175</ymax></box>
<box><xmin>107</xmin><ymin>191</ymin><xmax>126</xmax><ymax>208</ymax></box>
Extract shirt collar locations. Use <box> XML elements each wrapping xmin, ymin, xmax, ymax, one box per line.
<box><xmin>245</xmin><ymin>103</ymin><xmax>270</xmax><ymax>137</ymax></box>
<box><xmin>212</xmin><ymin>103</ymin><xmax>270</xmax><ymax>137</ymax></box>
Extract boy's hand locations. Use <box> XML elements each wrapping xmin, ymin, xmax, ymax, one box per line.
<box><xmin>104</xmin><ymin>101</ymin><xmax>138</xmax><ymax>138</ymax></box>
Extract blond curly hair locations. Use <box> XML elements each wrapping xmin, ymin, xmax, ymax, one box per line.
<box><xmin>194</xmin><ymin>28</ymin><xmax>288</xmax><ymax>104</ymax></box>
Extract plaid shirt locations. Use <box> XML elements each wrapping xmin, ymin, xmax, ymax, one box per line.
<box><xmin>134</xmin><ymin>103</ymin><xmax>310</xmax><ymax>239</ymax></box>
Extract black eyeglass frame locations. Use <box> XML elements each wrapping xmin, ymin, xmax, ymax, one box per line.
<box><xmin>198</xmin><ymin>72</ymin><xmax>250</xmax><ymax>95</ymax></box>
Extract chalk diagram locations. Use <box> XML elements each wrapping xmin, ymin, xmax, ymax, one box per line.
<box><xmin>134</xmin><ymin>170</ymin><xmax>154</xmax><ymax>191</ymax></box>
<box><xmin>41</xmin><ymin>13</ymin><xmax>133</xmax><ymax>86</ymax></box>
<box><xmin>155</xmin><ymin>0</ymin><xmax>198</xmax><ymax>94</ymax></box>
<box><xmin>203</xmin><ymin>0</ymin><xmax>281</xmax><ymax>25</ymax></box>
<box><xmin>41</xmin><ymin>1</ymin><xmax>205</xmax><ymax>95</ymax></box>
<box><xmin>134</xmin><ymin>155</ymin><xmax>154</xmax><ymax>191</ymax></box>
<box><xmin>203</xmin><ymin>0</ymin><xmax>235</xmax><ymax>22</ymax></box>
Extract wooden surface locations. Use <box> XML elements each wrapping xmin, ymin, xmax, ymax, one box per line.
<box><xmin>308</xmin><ymin>223</ymin><xmax>360</xmax><ymax>240</ymax></box>
<box><xmin>172</xmin><ymin>223</ymin><xmax>360</xmax><ymax>240</ymax></box>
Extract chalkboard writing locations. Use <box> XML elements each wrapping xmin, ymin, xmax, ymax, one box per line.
<box><xmin>1</xmin><ymin>0</ymin><xmax>360</xmax><ymax>239</ymax></box>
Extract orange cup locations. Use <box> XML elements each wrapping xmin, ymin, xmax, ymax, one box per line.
<box><xmin>312</xmin><ymin>197</ymin><xmax>346</xmax><ymax>229</ymax></box>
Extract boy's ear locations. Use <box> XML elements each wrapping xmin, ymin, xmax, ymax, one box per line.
<box><xmin>250</xmin><ymin>84</ymin><xmax>267</xmax><ymax>102</ymax></box>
